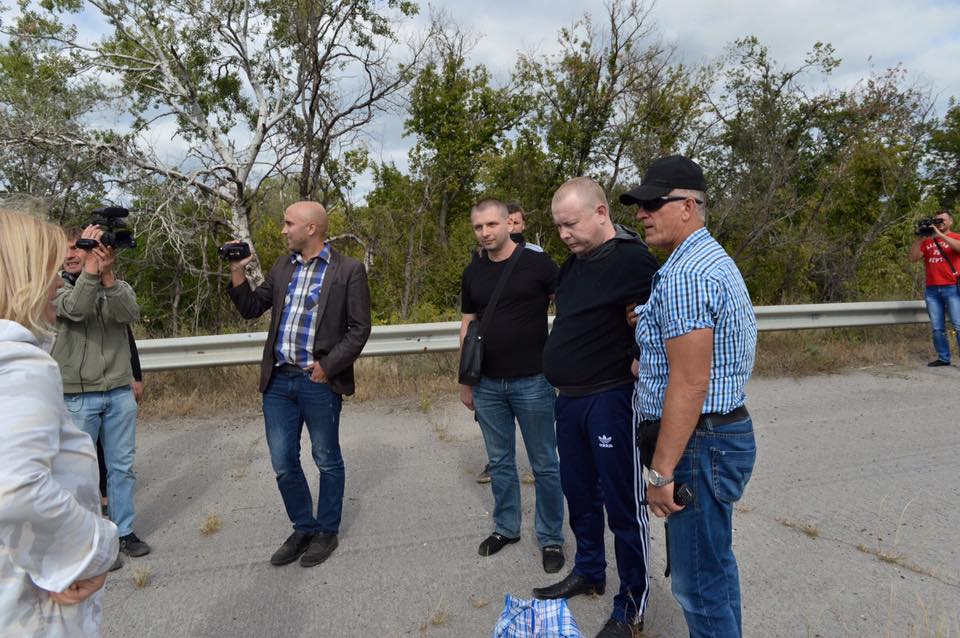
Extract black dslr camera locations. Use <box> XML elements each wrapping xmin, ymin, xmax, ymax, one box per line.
<box><xmin>917</xmin><ymin>217</ymin><xmax>943</xmax><ymax>237</ymax></box>
<box><xmin>218</xmin><ymin>241</ymin><xmax>251</xmax><ymax>261</ymax></box>
<box><xmin>75</xmin><ymin>206</ymin><xmax>136</xmax><ymax>249</ymax></box>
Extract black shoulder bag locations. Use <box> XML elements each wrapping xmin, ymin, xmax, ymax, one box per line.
<box><xmin>458</xmin><ymin>246</ymin><xmax>524</xmax><ymax>385</ymax></box>
<box><xmin>931</xmin><ymin>237</ymin><xmax>960</xmax><ymax>293</ymax></box>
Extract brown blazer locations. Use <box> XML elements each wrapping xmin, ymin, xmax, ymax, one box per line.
<box><xmin>227</xmin><ymin>249</ymin><xmax>372</xmax><ymax>395</ymax></box>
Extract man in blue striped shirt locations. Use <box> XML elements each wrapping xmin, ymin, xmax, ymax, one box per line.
<box><xmin>623</xmin><ymin>155</ymin><xmax>757</xmax><ymax>638</ymax></box>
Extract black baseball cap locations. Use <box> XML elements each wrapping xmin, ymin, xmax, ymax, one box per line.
<box><xmin>619</xmin><ymin>155</ymin><xmax>707</xmax><ymax>205</ymax></box>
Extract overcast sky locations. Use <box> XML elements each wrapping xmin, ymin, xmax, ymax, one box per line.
<box><xmin>42</xmin><ymin>0</ymin><xmax>960</xmax><ymax>200</ymax></box>
<box><xmin>364</xmin><ymin>0</ymin><xmax>960</xmax><ymax>171</ymax></box>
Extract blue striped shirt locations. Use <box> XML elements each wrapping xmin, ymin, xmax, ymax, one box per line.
<box><xmin>275</xmin><ymin>244</ymin><xmax>332</xmax><ymax>368</ymax></box>
<box><xmin>633</xmin><ymin>227</ymin><xmax>756</xmax><ymax>420</ymax></box>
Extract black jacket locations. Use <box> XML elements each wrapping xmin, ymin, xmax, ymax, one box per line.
<box><xmin>543</xmin><ymin>225</ymin><xmax>658</xmax><ymax>396</ymax></box>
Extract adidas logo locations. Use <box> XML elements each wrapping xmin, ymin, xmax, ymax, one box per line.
<box><xmin>598</xmin><ymin>435</ymin><xmax>613</xmax><ymax>449</ymax></box>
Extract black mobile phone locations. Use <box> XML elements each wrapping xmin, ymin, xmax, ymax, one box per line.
<box><xmin>641</xmin><ymin>482</ymin><xmax>695</xmax><ymax>507</ymax></box>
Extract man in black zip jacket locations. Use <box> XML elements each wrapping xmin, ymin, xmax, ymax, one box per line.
<box><xmin>534</xmin><ymin>177</ymin><xmax>659</xmax><ymax>638</ymax></box>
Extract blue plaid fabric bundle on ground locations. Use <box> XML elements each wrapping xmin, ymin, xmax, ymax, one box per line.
<box><xmin>492</xmin><ymin>594</ymin><xmax>584</xmax><ymax>638</ymax></box>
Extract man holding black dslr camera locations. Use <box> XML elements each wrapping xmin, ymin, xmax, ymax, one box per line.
<box><xmin>909</xmin><ymin>210</ymin><xmax>960</xmax><ymax>367</ymax></box>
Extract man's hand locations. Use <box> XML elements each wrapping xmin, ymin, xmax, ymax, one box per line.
<box><xmin>132</xmin><ymin>381</ymin><xmax>144</xmax><ymax>403</ymax></box>
<box><xmin>80</xmin><ymin>226</ymin><xmax>104</xmax><ymax>276</ymax></box>
<box><xmin>459</xmin><ymin>384</ymin><xmax>474</xmax><ymax>411</ymax></box>
<box><xmin>631</xmin><ymin>358</ymin><xmax>639</xmax><ymax>379</ymax></box>
<box><xmin>228</xmin><ymin>239</ymin><xmax>255</xmax><ymax>286</ymax></box>
<box><xmin>47</xmin><ymin>572</ymin><xmax>108</xmax><ymax>605</ymax></box>
<box><xmin>646</xmin><ymin>481</ymin><xmax>685</xmax><ymax>519</ymax></box>
<box><xmin>94</xmin><ymin>245</ymin><xmax>117</xmax><ymax>287</ymax></box>
<box><xmin>306</xmin><ymin>362</ymin><xmax>328</xmax><ymax>383</ymax></box>
<box><xmin>626</xmin><ymin>302</ymin><xmax>639</xmax><ymax>328</ymax></box>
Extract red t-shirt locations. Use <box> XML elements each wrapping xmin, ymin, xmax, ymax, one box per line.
<box><xmin>921</xmin><ymin>232</ymin><xmax>960</xmax><ymax>286</ymax></box>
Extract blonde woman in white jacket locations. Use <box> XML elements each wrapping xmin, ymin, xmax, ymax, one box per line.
<box><xmin>0</xmin><ymin>209</ymin><xmax>119</xmax><ymax>637</ymax></box>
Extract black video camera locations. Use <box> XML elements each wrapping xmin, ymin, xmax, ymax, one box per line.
<box><xmin>75</xmin><ymin>206</ymin><xmax>136</xmax><ymax>250</ymax></box>
<box><xmin>917</xmin><ymin>217</ymin><xmax>943</xmax><ymax>237</ymax></box>
<box><xmin>218</xmin><ymin>241</ymin><xmax>251</xmax><ymax>261</ymax></box>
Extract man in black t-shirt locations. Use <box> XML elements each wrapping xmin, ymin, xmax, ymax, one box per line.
<box><xmin>534</xmin><ymin>177</ymin><xmax>658</xmax><ymax>638</ymax></box>
<box><xmin>459</xmin><ymin>198</ymin><xmax>566</xmax><ymax>574</ymax></box>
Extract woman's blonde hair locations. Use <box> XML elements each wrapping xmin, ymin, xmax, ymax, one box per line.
<box><xmin>0</xmin><ymin>209</ymin><xmax>66</xmax><ymax>338</ymax></box>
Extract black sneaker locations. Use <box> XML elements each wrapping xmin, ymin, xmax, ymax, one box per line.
<box><xmin>270</xmin><ymin>531</ymin><xmax>314</xmax><ymax>566</ymax></box>
<box><xmin>119</xmin><ymin>533</ymin><xmax>151</xmax><ymax>558</ymax></box>
<box><xmin>928</xmin><ymin>359</ymin><xmax>951</xmax><ymax>367</ymax></box>
<box><xmin>108</xmin><ymin>555</ymin><xmax>123</xmax><ymax>572</ymax></box>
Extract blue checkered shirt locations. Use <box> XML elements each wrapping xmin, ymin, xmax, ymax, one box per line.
<box><xmin>492</xmin><ymin>595</ymin><xmax>583</xmax><ymax>637</ymax></box>
<box><xmin>633</xmin><ymin>227</ymin><xmax>757</xmax><ymax>420</ymax></box>
<box><xmin>275</xmin><ymin>244</ymin><xmax>332</xmax><ymax>368</ymax></box>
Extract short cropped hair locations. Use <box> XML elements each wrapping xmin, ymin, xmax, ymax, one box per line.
<box><xmin>0</xmin><ymin>209</ymin><xmax>66</xmax><ymax>338</ymax></box>
<box><xmin>506</xmin><ymin>202</ymin><xmax>525</xmax><ymax>219</ymax></box>
<box><xmin>472</xmin><ymin>198</ymin><xmax>509</xmax><ymax>218</ymax></box>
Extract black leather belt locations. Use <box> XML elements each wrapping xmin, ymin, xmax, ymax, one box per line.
<box><xmin>276</xmin><ymin>363</ymin><xmax>307</xmax><ymax>376</ymax></box>
<box><xmin>639</xmin><ymin>405</ymin><xmax>750</xmax><ymax>430</ymax></box>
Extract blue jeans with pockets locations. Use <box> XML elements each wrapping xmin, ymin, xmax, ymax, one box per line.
<box><xmin>65</xmin><ymin>386</ymin><xmax>139</xmax><ymax>537</ymax></box>
<box><xmin>666</xmin><ymin>413</ymin><xmax>756</xmax><ymax>638</ymax></box>
<box><xmin>471</xmin><ymin>374</ymin><xmax>565</xmax><ymax>548</ymax></box>
<box><xmin>262</xmin><ymin>367</ymin><xmax>344</xmax><ymax>535</ymax></box>
<box><xmin>924</xmin><ymin>284</ymin><xmax>960</xmax><ymax>363</ymax></box>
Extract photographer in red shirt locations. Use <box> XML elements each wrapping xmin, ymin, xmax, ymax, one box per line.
<box><xmin>909</xmin><ymin>210</ymin><xmax>960</xmax><ymax>366</ymax></box>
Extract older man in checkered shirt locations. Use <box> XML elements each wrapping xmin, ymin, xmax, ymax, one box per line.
<box><xmin>623</xmin><ymin>155</ymin><xmax>757</xmax><ymax>638</ymax></box>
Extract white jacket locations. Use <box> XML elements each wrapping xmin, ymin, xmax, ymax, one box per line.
<box><xmin>0</xmin><ymin>319</ymin><xmax>118</xmax><ymax>637</ymax></box>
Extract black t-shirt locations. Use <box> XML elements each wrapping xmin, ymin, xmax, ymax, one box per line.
<box><xmin>461</xmin><ymin>246</ymin><xmax>559</xmax><ymax>378</ymax></box>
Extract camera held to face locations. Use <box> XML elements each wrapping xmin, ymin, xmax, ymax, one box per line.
<box><xmin>218</xmin><ymin>241</ymin><xmax>251</xmax><ymax>261</ymax></box>
<box><xmin>916</xmin><ymin>217</ymin><xmax>944</xmax><ymax>237</ymax></box>
<box><xmin>75</xmin><ymin>206</ymin><xmax>136</xmax><ymax>250</ymax></box>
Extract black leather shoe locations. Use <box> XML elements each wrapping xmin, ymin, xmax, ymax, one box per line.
<box><xmin>478</xmin><ymin>532</ymin><xmax>520</xmax><ymax>556</ymax></box>
<box><xmin>928</xmin><ymin>359</ymin><xmax>951</xmax><ymax>367</ymax></box>
<box><xmin>300</xmin><ymin>533</ymin><xmax>338</xmax><ymax>567</ymax></box>
<box><xmin>542</xmin><ymin>545</ymin><xmax>565</xmax><ymax>574</ymax></box>
<box><xmin>595</xmin><ymin>617</ymin><xmax>643</xmax><ymax>637</ymax></box>
<box><xmin>270</xmin><ymin>531</ymin><xmax>314</xmax><ymax>566</ymax></box>
<box><xmin>532</xmin><ymin>572</ymin><xmax>605</xmax><ymax>600</ymax></box>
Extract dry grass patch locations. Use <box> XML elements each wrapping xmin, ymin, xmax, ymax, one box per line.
<box><xmin>199</xmin><ymin>513</ymin><xmax>223</xmax><ymax>536</ymax></box>
<box><xmin>776</xmin><ymin>516</ymin><xmax>821</xmax><ymax>538</ymax></box>
<box><xmin>131</xmin><ymin>566</ymin><xmax>151</xmax><ymax>588</ymax></box>
<box><xmin>470</xmin><ymin>596</ymin><xmax>489</xmax><ymax>609</ymax></box>
<box><xmin>139</xmin><ymin>365</ymin><xmax>262</xmax><ymax>418</ymax></box>
<box><xmin>754</xmin><ymin>325</ymin><xmax>930</xmax><ymax>377</ymax></box>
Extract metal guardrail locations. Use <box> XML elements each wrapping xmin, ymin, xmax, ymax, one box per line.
<box><xmin>138</xmin><ymin>300</ymin><xmax>928</xmax><ymax>372</ymax></box>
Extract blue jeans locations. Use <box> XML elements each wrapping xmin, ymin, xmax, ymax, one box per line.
<box><xmin>924</xmin><ymin>285</ymin><xmax>960</xmax><ymax>363</ymax></box>
<box><xmin>667</xmin><ymin>414</ymin><xmax>756</xmax><ymax>638</ymax></box>
<box><xmin>472</xmin><ymin>374</ymin><xmax>564</xmax><ymax>547</ymax></box>
<box><xmin>263</xmin><ymin>367</ymin><xmax>344</xmax><ymax>535</ymax></box>
<box><xmin>64</xmin><ymin>386</ymin><xmax>138</xmax><ymax>536</ymax></box>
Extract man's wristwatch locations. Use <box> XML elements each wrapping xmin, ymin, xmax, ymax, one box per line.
<box><xmin>647</xmin><ymin>467</ymin><xmax>674</xmax><ymax>487</ymax></box>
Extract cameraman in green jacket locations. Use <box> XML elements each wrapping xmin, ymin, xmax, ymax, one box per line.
<box><xmin>52</xmin><ymin>224</ymin><xmax>151</xmax><ymax>560</ymax></box>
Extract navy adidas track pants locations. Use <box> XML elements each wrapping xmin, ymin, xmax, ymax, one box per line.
<box><xmin>555</xmin><ymin>383</ymin><xmax>650</xmax><ymax>624</ymax></box>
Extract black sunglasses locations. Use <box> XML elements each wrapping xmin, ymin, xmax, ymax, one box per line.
<box><xmin>638</xmin><ymin>195</ymin><xmax>703</xmax><ymax>212</ymax></box>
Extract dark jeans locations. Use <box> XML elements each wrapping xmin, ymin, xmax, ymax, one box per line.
<box><xmin>262</xmin><ymin>367</ymin><xmax>344</xmax><ymax>535</ymax></box>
